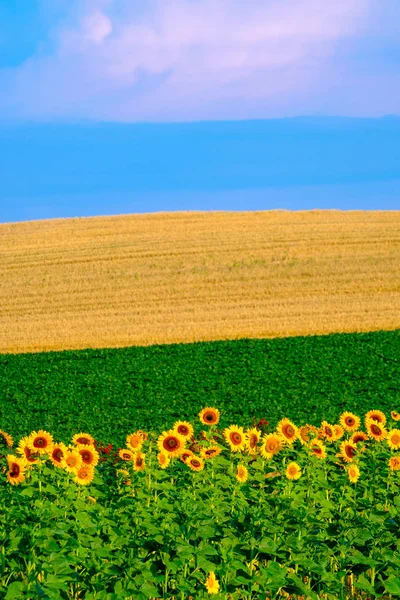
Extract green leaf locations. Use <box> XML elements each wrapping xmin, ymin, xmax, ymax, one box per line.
<box><xmin>5</xmin><ymin>582</ymin><xmax>24</xmax><ymax>600</ymax></box>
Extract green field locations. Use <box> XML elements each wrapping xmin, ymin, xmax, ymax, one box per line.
<box><xmin>1</xmin><ymin>329</ymin><xmax>398</xmax><ymax>446</ymax></box>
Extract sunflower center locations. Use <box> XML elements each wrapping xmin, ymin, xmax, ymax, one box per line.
<box><xmin>313</xmin><ymin>446</ymin><xmax>322</xmax><ymax>455</ymax></box>
<box><xmin>34</xmin><ymin>437</ymin><xmax>46</xmax><ymax>448</ymax></box>
<box><xmin>288</xmin><ymin>466</ymin><xmax>297</xmax><ymax>475</ymax></box>
<box><xmin>81</xmin><ymin>451</ymin><xmax>91</xmax><ymax>463</ymax></box>
<box><xmin>77</xmin><ymin>437</ymin><xmax>90</xmax><ymax>445</ymax></box>
<box><xmin>371</xmin><ymin>424</ymin><xmax>381</xmax><ymax>435</ymax></box>
<box><xmin>230</xmin><ymin>432</ymin><xmax>242</xmax><ymax>445</ymax></box>
<box><xmin>345</xmin><ymin>418</ymin><xmax>355</xmax><ymax>426</ymax></box>
<box><xmin>205</xmin><ymin>413</ymin><xmax>215</xmax><ymax>422</ymax></box>
<box><xmin>136</xmin><ymin>457</ymin><xmax>143</xmax><ymax>467</ymax></box>
<box><xmin>283</xmin><ymin>425</ymin><xmax>295</xmax><ymax>438</ymax></box>
<box><xmin>191</xmin><ymin>460</ymin><xmax>200</xmax><ymax>467</ymax></box>
<box><xmin>346</xmin><ymin>446</ymin><xmax>356</xmax><ymax>458</ymax></box>
<box><xmin>164</xmin><ymin>437</ymin><xmax>179</xmax><ymax>450</ymax></box>
<box><xmin>249</xmin><ymin>434</ymin><xmax>257</xmax><ymax>448</ymax></box>
<box><xmin>178</xmin><ymin>426</ymin><xmax>189</xmax><ymax>435</ymax></box>
<box><xmin>67</xmin><ymin>457</ymin><xmax>77</xmax><ymax>466</ymax></box>
<box><xmin>391</xmin><ymin>434</ymin><xmax>400</xmax><ymax>444</ymax></box>
<box><xmin>53</xmin><ymin>449</ymin><xmax>63</xmax><ymax>462</ymax></box>
<box><xmin>10</xmin><ymin>464</ymin><xmax>20</xmax><ymax>477</ymax></box>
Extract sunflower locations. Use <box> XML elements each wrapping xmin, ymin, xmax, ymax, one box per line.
<box><xmin>72</xmin><ymin>433</ymin><xmax>95</xmax><ymax>446</ymax></box>
<box><xmin>133</xmin><ymin>452</ymin><xmax>146</xmax><ymax>471</ymax></box>
<box><xmin>347</xmin><ymin>464</ymin><xmax>360</xmax><ymax>484</ymax></box>
<box><xmin>6</xmin><ymin>455</ymin><xmax>26</xmax><ymax>485</ymax></box>
<box><xmin>27</xmin><ymin>430</ymin><xmax>54</xmax><ymax>455</ymax></box>
<box><xmin>298</xmin><ymin>425</ymin><xmax>317</xmax><ymax>445</ymax></box>
<box><xmin>365</xmin><ymin>410</ymin><xmax>386</xmax><ymax>426</ymax></box>
<box><xmin>116</xmin><ymin>468</ymin><xmax>131</xmax><ymax>485</ymax></box>
<box><xmin>388</xmin><ymin>456</ymin><xmax>400</xmax><ymax>471</ymax></box>
<box><xmin>387</xmin><ymin>429</ymin><xmax>400</xmax><ymax>450</ymax></box>
<box><xmin>236</xmin><ymin>464</ymin><xmax>248</xmax><ymax>483</ymax></box>
<box><xmin>223</xmin><ymin>425</ymin><xmax>246</xmax><ymax>452</ymax></box>
<box><xmin>77</xmin><ymin>444</ymin><xmax>99</xmax><ymax>467</ymax></box>
<box><xmin>157</xmin><ymin>451</ymin><xmax>170</xmax><ymax>469</ymax></box>
<box><xmin>173</xmin><ymin>421</ymin><xmax>194</xmax><ymax>439</ymax></box>
<box><xmin>391</xmin><ymin>411</ymin><xmax>400</xmax><ymax>421</ymax></box>
<box><xmin>245</xmin><ymin>428</ymin><xmax>261</xmax><ymax>455</ymax></box>
<box><xmin>205</xmin><ymin>571</ymin><xmax>220</xmax><ymax>595</ymax></box>
<box><xmin>126</xmin><ymin>433</ymin><xmax>143</xmax><ymax>452</ymax></box>
<box><xmin>350</xmin><ymin>431</ymin><xmax>369</xmax><ymax>444</ymax></box>
<box><xmin>49</xmin><ymin>443</ymin><xmax>68</xmax><ymax>468</ymax></box>
<box><xmin>0</xmin><ymin>430</ymin><xmax>13</xmax><ymax>449</ymax></box>
<box><xmin>187</xmin><ymin>456</ymin><xmax>204</xmax><ymax>471</ymax></box>
<box><xmin>158</xmin><ymin>430</ymin><xmax>186</xmax><ymax>457</ymax></box>
<box><xmin>260</xmin><ymin>433</ymin><xmax>283</xmax><ymax>459</ymax></box>
<box><xmin>74</xmin><ymin>465</ymin><xmax>94</xmax><ymax>485</ymax></box>
<box><xmin>62</xmin><ymin>449</ymin><xmax>83</xmax><ymax>473</ymax></box>
<box><xmin>333</xmin><ymin>424</ymin><xmax>345</xmax><ymax>440</ymax></box>
<box><xmin>339</xmin><ymin>441</ymin><xmax>357</xmax><ymax>463</ymax></box>
<box><xmin>118</xmin><ymin>448</ymin><xmax>135</xmax><ymax>461</ymax></box>
<box><xmin>200</xmin><ymin>446</ymin><xmax>222</xmax><ymax>460</ymax></box>
<box><xmin>17</xmin><ymin>436</ymin><xmax>39</xmax><ymax>465</ymax></box>
<box><xmin>285</xmin><ymin>462</ymin><xmax>302</xmax><ymax>481</ymax></box>
<box><xmin>366</xmin><ymin>418</ymin><xmax>387</xmax><ymax>442</ymax></box>
<box><xmin>199</xmin><ymin>407</ymin><xmax>220</xmax><ymax>426</ymax></box>
<box><xmin>180</xmin><ymin>449</ymin><xmax>195</xmax><ymax>463</ymax></box>
<box><xmin>276</xmin><ymin>418</ymin><xmax>298</xmax><ymax>444</ymax></box>
<box><xmin>309</xmin><ymin>439</ymin><xmax>326</xmax><ymax>460</ymax></box>
<box><xmin>339</xmin><ymin>412</ymin><xmax>360</xmax><ymax>432</ymax></box>
<box><xmin>319</xmin><ymin>421</ymin><xmax>336</xmax><ymax>442</ymax></box>
<box><xmin>136</xmin><ymin>430</ymin><xmax>148</xmax><ymax>440</ymax></box>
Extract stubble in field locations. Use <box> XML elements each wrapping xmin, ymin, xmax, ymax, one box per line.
<box><xmin>0</xmin><ymin>210</ymin><xmax>399</xmax><ymax>353</ymax></box>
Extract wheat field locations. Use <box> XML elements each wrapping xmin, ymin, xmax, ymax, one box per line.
<box><xmin>0</xmin><ymin>210</ymin><xmax>399</xmax><ymax>354</ymax></box>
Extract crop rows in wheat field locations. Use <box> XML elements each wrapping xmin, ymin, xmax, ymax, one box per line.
<box><xmin>0</xmin><ymin>210</ymin><xmax>399</xmax><ymax>354</ymax></box>
<box><xmin>0</xmin><ymin>330</ymin><xmax>399</xmax><ymax>447</ymax></box>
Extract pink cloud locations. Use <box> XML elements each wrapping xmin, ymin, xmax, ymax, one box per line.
<box><xmin>2</xmin><ymin>0</ymin><xmax>397</xmax><ymax>121</ymax></box>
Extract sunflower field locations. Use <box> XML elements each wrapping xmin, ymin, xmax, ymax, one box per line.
<box><xmin>1</xmin><ymin>407</ymin><xmax>400</xmax><ymax>599</ymax></box>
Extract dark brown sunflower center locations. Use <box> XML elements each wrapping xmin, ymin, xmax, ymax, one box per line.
<box><xmin>77</xmin><ymin>437</ymin><xmax>90</xmax><ymax>445</ymax></box>
<box><xmin>325</xmin><ymin>428</ymin><xmax>333</xmax><ymax>437</ymax></box>
<box><xmin>346</xmin><ymin>446</ymin><xmax>356</xmax><ymax>458</ymax></box>
<box><xmin>33</xmin><ymin>437</ymin><xmax>46</xmax><ymax>448</ymax></box>
<box><xmin>205</xmin><ymin>413</ymin><xmax>216</xmax><ymax>423</ymax></box>
<box><xmin>230</xmin><ymin>432</ymin><xmax>242</xmax><ymax>445</ymax></box>
<box><xmin>81</xmin><ymin>451</ymin><xmax>91</xmax><ymax>463</ymax></box>
<box><xmin>206</xmin><ymin>449</ymin><xmax>215</xmax><ymax>456</ymax></box>
<box><xmin>10</xmin><ymin>464</ymin><xmax>20</xmax><ymax>477</ymax></box>
<box><xmin>345</xmin><ymin>418</ymin><xmax>355</xmax><ymax>426</ymax></box>
<box><xmin>122</xmin><ymin>453</ymin><xmax>131</xmax><ymax>459</ymax></box>
<box><xmin>136</xmin><ymin>457</ymin><xmax>143</xmax><ymax>467</ymax></box>
<box><xmin>371</xmin><ymin>424</ymin><xmax>381</xmax><ymax>435</ymax></box>
<box><xmin>178</xmin><ymin>426</ymin><xmax>189</xmax><ymax>435</ymax></box>
<box><xmin>53</xmin><ymin>449</ymin><xmax>63</xmax><ymax>462</ymax></box>
<box><xmin>191</xmin><ymin>460</ymin><xmax>200</xmax><ymax>467</ymax></box>
<box><xmin>312</xmin><ymin>446</ymin><xmax>322</xmax><ymax>455</ymax></box>
<box><xmin>164</xmin><ymin>437</ymin><xmax>179</xmax><ymax>450</ymax></box>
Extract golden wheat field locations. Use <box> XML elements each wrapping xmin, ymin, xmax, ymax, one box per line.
<box><xmin>0</xmin><ymin>210</ymin><xmax>399</xmax><ymax>354</ymax></box>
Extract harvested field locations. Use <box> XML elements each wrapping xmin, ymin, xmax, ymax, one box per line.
<box><xmin>0</xmin><ymin>210</ymin><xmax>399</xmax><ymax>353</ymax></box>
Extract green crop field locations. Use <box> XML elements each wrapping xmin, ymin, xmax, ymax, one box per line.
<box><xmin>1</xmin><ymin>329</ymin><xmax>398</xmax><ymax>447</ymax></box>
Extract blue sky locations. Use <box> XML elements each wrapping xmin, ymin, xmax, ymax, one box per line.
<box><xmin>0</xmin><ymin>1</ymin><xmax>399</xmax><ymax>222</ymax></box>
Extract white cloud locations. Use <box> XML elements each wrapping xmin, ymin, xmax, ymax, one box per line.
<box><xmin>1</xmin><ymin>0</ymin><xmax>389</xmax><ymax>121</ymax></box>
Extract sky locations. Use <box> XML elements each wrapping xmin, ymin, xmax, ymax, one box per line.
<box><xmin>0</xmin><ymin>0</ymin><xmax>399</xmax><ymax>222</ymax></box>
